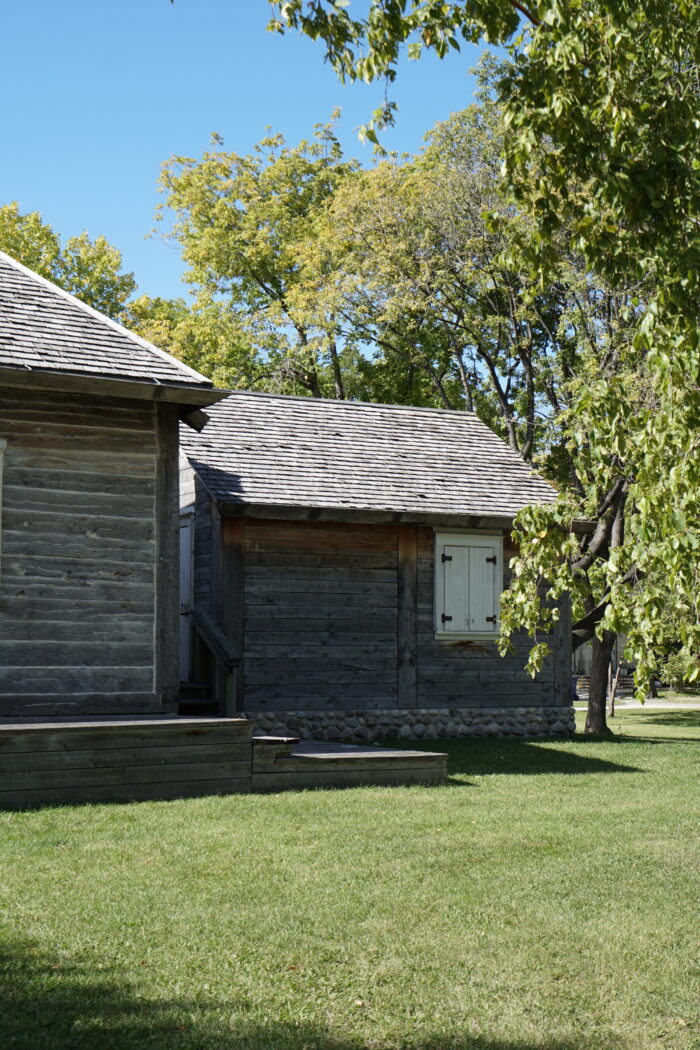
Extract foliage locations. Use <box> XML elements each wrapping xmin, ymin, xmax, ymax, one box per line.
<box><xmin>0</xmin><ymin>202</ymin><xmax>136</xmax><ymax>319</ymax></box>
<box><xmin>154</xmin><ymin>123</ymin><xmax>366</xmax><ymax>397</ymax></box>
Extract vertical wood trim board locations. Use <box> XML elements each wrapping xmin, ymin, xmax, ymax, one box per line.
<box><xmin>221</xmin><ymin>517</ymin><xmax>246</xmax><ymax>709</ymax></box>
<box><xmin>154</xmin><ymin>402</ymin><xmax>180</xmax><ymax>702</ymax></box>
<box><xmin>553</xmin><ymin>590</ymin><xmax>572</xmax><ymax>705</ymax></box>
<box><xmin>397</xmin><ymin>524</ymin><xmax>418</xmax><ymax>708</ymax></box>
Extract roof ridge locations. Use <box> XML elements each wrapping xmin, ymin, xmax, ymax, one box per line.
<box><xmin>0</xmin><ymin>250</ymin><xmax>212</xmax><ymax>388</ymax></box>
<box><xmin>221</xmin><ymin>389</ymin><xmax>481</xmax><ymax>418</ymax></box>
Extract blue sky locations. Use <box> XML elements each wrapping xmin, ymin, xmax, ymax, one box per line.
<box><xmin>1</xmin><ymin>1</ymin><xmax>483</xmax><ymax>300</ymax></box>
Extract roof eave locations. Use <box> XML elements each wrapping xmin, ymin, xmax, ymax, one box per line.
<box><xmin>216</xmin><ymin>499</ymin><xmax>532</xmax><ymax>530</ymax></box>
<box><xmin>0</xmin><ymin>365</ymin><xmax>229</xmax><ymax>408</ymax></box>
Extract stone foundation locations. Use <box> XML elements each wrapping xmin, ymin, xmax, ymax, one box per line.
<box><xmin>245</xmin><ymin>705</ymin><xmax>576</xmax><ymax>742</ymax></box>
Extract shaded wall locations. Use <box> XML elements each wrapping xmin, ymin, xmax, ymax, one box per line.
<box><xmin>0</xmin><ymin>386</ymin><xmax>179</xmax><ymax>716</ymax></box>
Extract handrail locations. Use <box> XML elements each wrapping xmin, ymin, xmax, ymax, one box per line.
<box><xmin>189</xmin><ymin>605</ymin><xmax>240</xmax><ymax>674</ymax></box>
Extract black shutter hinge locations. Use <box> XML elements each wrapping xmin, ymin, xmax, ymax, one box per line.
<box><xmin>442</xmin><ymin>614</ymin><xmax>453</xmax><ymax>623</ymax></box>
<box><xmin>486</xmin><ymin>616</ymin><xmax>498</xmax><ymax>623</ymax></box>
<box><xmin>486</xmin><ymin>556</ymin><xmax>497</xmax><ymax>564</ymax></box>
<box><xmin>442</xmin><ymin>553</ymin><xmax>452</xmax><ymax>562</ymax></box>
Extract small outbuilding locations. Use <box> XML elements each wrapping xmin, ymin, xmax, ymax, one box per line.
<box><xmin>180</xmin><ymin>392</ymin><xmax>574</xmax><ymax>740</ymax></box>
<box><xmin>0</xmin><ymin>251</ymin><xmax>225</xmax><ymax>718</ymax></box>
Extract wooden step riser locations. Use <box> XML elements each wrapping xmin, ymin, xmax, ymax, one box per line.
<box><xmin>254</xmin><ymin>755</ymin><xmax>447</xmax><ymax>774</ymax></box>
<box><xmin>253</xmin><ymin>767</ymin><xmax>446</xmax><ymax>792</ymax></box>
<box><xmin>1</xmin><ymin>743</ymin><xmax>249</xmax><ymax>773</ymax></box>
<box><xmin>0</xmin><ymin>777</ymin><xmax>252</xmax><ymax>809</ymax></box>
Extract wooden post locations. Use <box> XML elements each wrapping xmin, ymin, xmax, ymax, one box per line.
<box><xmin>397</xmin><ymin>524</ymin><xmax>418</xmax><ymax>710</ymax></box>
<box><xmin>154</xmin><ymin>403</ymin><xmax>180</xmax><ymax>704</ymax></box>
<box><xmin>221</xmin><ymin>517</ymin><xmax>246</xmax><ymax>710</ymax></box>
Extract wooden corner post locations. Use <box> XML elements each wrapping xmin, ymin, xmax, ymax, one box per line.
<box><xmin>221</xmin><ymin>516</ymin><xmax>245</xmax><ymax>711</ymax></box>
<box><xmin>397</xmin><ymin>524</ymin><xmax>418</xmax><ymax>709</ymax></box>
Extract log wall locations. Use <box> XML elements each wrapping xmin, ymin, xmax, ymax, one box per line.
<box><xmin>211</xmin><ymin>516</ymin><xmax>569</xmax><ymax>716</ymax></box>
<box><xmin>0</xmin><ymin>387</ymin><xmax>178</xmax><ymax>716</ymax></box>
<box><xmin>241</xmin><ymin>519</ymin><xmax>399</xmax><ymax>711</ymax></box>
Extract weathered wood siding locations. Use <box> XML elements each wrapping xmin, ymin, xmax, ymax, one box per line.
<box><xmin>236</xmin><ymin>519</ymin><xmax>568</xmax><ymax>714</ymax></box>
<box><xmin>241</xmin><ymin>519</ymin><xmax>399</xmax><ymax>711</ymax></box>
<box><xmin>0</xmin><ymin>387</ymin><xmax>178</xmax><ymax>716</ymax></box>
<box><xmin>184</xmin><ymin>505</ymin><xmax>570</xmax><ymax>716</ymax></box>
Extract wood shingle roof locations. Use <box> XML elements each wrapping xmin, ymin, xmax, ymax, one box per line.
<box><xmin>182</xmin><ymin>391</ymin><xmax>558</xmax><ymax>520</ymax></box>
<box><xmin>0</xmin><ymin>251</ymin><xmax>212</xmax><ymax>390</ymax></box>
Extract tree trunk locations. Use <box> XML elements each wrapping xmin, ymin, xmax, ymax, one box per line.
<box><xmin>585</xmin><ymin>630</ymin><xmax>615</xmax><ymax>735</ymax></box>
<box><xmin>647</xmin><ymin>677</ymin><xmax>659</xmax><ymax>699</ymax></box>
<box><xmin>608</xmin><ymin>660</ymin><xmax>622</xmax><ymax>718</ymax></box>
<box><xmin>329</xmin><ymin>338</ymin><xmax>345</xmax><ymax>400</ymax></box>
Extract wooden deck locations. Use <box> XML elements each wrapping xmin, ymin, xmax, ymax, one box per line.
<box><xmin>0</xmin><ymin>718</ymin><xmax>448</xmax><ymax>809</ymax></box>
<box><xmin>0</xmin><ymin>717</ymin><xmax>252</xmax><ymax>809</ymax></box>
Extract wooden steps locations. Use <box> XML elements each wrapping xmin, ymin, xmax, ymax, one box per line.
<box><xmin>252</xmin><ymin>736</ymin><xmax>447</xmax><ymax>791</ymax></box>
<box><xmin>0</xmin><ymin>721</ymin><xmax>448</xmax><ymax>808</ymax></box>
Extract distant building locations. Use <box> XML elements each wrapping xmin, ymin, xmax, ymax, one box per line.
<box><xmin>180</xmin><ymin>392</ymin><xmax>574</xmax><ymax>740</ymax></box>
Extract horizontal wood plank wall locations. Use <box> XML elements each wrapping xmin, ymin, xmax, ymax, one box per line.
<box><xmin>243</xmin><ymin>519</ymin><xmax>399</xmax><ymax>711</ymax></box>
<box><xmin>415</xmin><ymin>528</ymin><xmax>559</xmax><ymax>708</ymax></box>
<box><xmin>0</xmin><ymin>388</ymin><xmax>160</xmax><ymax>716</ymax></box>
<box><xmin>0</xmin><ymin>718</ymin><xmax>252</xmax><ymax>808</ymax></box>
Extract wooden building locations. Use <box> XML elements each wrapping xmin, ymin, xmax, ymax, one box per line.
<box><xmin>0</xmin><ymin>251</ymin><xmax>225</xmax><ymax>718</ymax></box>
<box><xmin>180</xmin><ymin>392</ymin><xmax>574</xmax><ymax>740</ymax></box>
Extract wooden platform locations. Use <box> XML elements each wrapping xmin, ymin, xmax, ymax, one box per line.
<box><xmin>0</xmin><ymin>718</ymin><xmax>447</xmax><ymax>809</ymax></box>
<box><xmin>0</xmin><ymin>717</ymin><xmax>253</xmax><ymax>809</ymax></box>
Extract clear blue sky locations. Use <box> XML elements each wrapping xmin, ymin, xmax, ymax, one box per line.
<box><xmin>1</xmin><ymin>1</ymin><xmax>483</xmax><ymax>300</ymax></box>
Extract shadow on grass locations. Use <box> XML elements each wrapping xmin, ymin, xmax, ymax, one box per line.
<box><xmin>402</xmin><ymin>739</ymin><xmax>643</xmax><ymax>779</ymax></box>
<box><xmin>0</xmin><ymin>938</ymin><xmax>628</xmax><ymax>1050</ymax></box>
<box><xmin>616</xmin><ymin>710</ymin><xmax>700</xmax><ymax>730</ymax></box>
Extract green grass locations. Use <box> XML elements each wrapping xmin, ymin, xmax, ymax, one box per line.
<box><xmin>1</xmin><ymin>709</ymin><xmax>698</xmax><ymax>1050</ymax></box>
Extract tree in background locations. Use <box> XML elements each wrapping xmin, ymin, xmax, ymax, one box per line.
<box><xmin>267</xmin><ymin>0</ymin><xmax>700</xmax><ymax>726</ymax></box>
<box><xmin>150</xmin><ymin>123</ymin><xmax>365</xmax><ymax>398</ymax></box>
<box><xmin>0</xmin><ymin>202</ymin><xmax>136</xmax><ymax>320</ymax></box>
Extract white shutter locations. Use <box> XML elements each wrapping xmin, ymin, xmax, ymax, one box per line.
<box><xmin>435</xmin><ymin>531</ymin><xmax>502</xmax><ymax>636</ymax></box>
<box><xmin>468</xmin><ymin>544</ymin><xmax>498</xmax><ymax>632</ymax></box>
<box><xmin>443</xmin><ymin>545</ymin><xmax>469</xmax><ymax>630</ymax></box>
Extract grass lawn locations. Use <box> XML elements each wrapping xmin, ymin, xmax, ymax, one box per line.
<box><xmin>1</xmin><ymin>709</ymin><xmax>698</xmax><ymax>1050</ymax></box>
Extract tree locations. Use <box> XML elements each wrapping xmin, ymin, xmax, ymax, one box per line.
<box><xmin>0</xmin><ymin>202</ymin><xmax>136</xmax><ymax>319</ymax></box>
<box><xmin>154</xmin><ymin>124</ymin><xmax>365</xmax><ymax>398</ymax></box>
<box><xmin>314</xmin><ymin>90</ymin><xmax>566</xmax><ymax>453</ymax></box>
<box><xmin>266</xmin><ymin>1</ymin><xmax>700</xmax><ymax>728</ymax></box>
